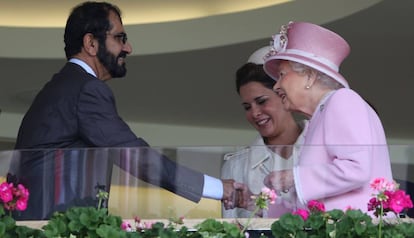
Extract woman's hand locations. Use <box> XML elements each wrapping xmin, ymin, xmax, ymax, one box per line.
<box><xmin>263</xmin><ymin>169</ymin><xmax>294</xmax><ymax>193</ymax></box>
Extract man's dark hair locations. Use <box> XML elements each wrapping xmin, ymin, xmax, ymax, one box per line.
<box><xmin>64</xmin><ymin>1</ymin><xmax>122</xmax><ymax>59</ymax></box>
<box><xmin>235</xmin><ymin>63</ymin><xmax>276</xmax><ymax>94</ymax></box>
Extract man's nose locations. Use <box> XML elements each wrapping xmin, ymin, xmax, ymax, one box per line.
<box><xmin>123</xmin><ymin>41</ymin><xmax>132</xmax><ymax>54</ymax></box>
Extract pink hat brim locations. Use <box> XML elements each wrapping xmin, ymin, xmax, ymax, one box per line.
<box><xmin>264</xmin><ymin>53</ymin><xmax>349</xmax><ymax>88</ymax></box>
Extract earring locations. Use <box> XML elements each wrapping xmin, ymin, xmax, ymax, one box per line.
<box><xmin>305</xmin><ymin>85</ymin><xmax>311</xmax><ymax>89</ymax></box>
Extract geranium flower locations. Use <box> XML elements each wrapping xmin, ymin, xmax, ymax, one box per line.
<box><xmin>240</xmin><ymin>187</ymin><xmax>277</xmax><ymax>234</ymax></box>
<box><xmin>15</xmin><ymin>199</ymin><xmax>28</xmax><ymax>211</ymax></box>
<box><xmin>293</xmin><ymin>209</ymin><xmax>310</xmax><ymax>220</ymax></box>
<box><xmin>388</xmin><ymin>189</ymin><xmax>413</xmax><ymax>214</ymax></box>
<box><xmin>368</xmin><ymin>178</ymin><xmax>413</xmax><ymax>217</ymax></box>
<box><xmin>121</xmin><ymin>221</ymin><xmax>133</xmax><ymax>232</ymax></box>
<box><xmin>368</xmin><ymin>197</ymin><xmax>380</xmax><ymax>212</ymax></box>
<box><xmin>144</xmin><ymin>221</ymin><xmax>155</xmax><ymax>229</ymax></box>
<box><xmin>291</xmin><ymin>200</ymin><xmax>323</xmax><ymax>221</ymax></box>
<box><xmin>260</xmin><ymin>187</ymin><xmax>277</xmax><ymax>205</ymax></box>
<box><xmin>16</xmin><ymin>184</ymin><xmax>29</xmax><ymax>199</ymax></box>
<box><xmin>370</xmin><ymin>177</ymin><xmax>396</xmax><ymax>192</ymax></box>
<box><xmin>0</xmin><ymin>182</ymin><xmax>30</xmax><ymax>213</ymax></box>
<box><xmin>0</xmin><ymin>182</ymin><xmax>13</xmax><ymax>203</ymax></box>
<box><xmin>344</xmin><ymin>205</ymin><xmax>353</xmax><ymax>211</ymax></box>
<box><xmin>308</xmin><ymin>200</ymin><xmax>325</xmax><ymax>212</ymax></box>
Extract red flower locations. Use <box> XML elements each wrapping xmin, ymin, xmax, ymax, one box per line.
<box><xmin>367</xmin><ymin>197</ymin><xmax>380</xmax><ymax>211</ymax></box>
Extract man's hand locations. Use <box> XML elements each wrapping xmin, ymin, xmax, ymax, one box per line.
<box><xmin>263</xmin><ymin>169</ymin><xmax>294</xmax><ymax>193</ymax></box>
<box><xmin>221</xmin><ymin>179</ymin><xmax>253</xmax><ymax>210</ymax></box>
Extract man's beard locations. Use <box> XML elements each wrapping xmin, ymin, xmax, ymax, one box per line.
<box><xmin>97</xmin><ymin>45</ymin><xmax>127</xmax><ymax>78</ymax></box>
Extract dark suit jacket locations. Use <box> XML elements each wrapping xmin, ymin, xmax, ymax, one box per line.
<box><xmin>11</xmin><ymin>62</ymin><xmax>204</xmax><ymax>220</ymax></box>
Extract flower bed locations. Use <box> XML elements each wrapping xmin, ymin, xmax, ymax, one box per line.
<box><xmin>2</xmin><ymin>178</ymin><xmax>414</xmax><ymax>237</ymax></box>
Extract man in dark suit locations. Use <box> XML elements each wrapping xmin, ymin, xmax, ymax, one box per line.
<box><xmin>11</xmin><ymin>1</ymin><xmax>247</xmax><ymax>220</ymax></box>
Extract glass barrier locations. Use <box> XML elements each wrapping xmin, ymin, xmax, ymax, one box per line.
<box><xmin>0</xmin><ymin>145</ymin><xmax>413</xmax><ymax>221</ymax></box>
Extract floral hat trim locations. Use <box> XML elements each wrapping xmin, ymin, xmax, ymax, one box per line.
<box><xmin>265</xmin><ymin>21</ymin><xmax>292</xmax><ymax>59</ymax></box>
<box><xmin>265</xmin><ymin>21</ymin><xmax>338</xmax><ymax>73</ymax></box>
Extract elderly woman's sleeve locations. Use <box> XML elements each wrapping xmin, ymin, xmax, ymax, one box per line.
<box><xmin>295</xmin><ymin>89</ymin><xmax>375</xmax><ymax>203</ymax></box>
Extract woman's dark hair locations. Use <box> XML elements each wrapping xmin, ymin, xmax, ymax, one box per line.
<box><xmin>64</xmin><ymin>1</ymin><xmax>122</xmax><ymax>59</ymax></box>
<box><xmin>235</xmin><ymin>63</ymin><xmax>276</xmax><ymax>94</ymax></box>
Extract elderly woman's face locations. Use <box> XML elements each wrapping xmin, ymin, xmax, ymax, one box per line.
<box><xmin>273</xmin><ymin>61</ymin><xmax>307</xmax><ymax>112</ymax></box>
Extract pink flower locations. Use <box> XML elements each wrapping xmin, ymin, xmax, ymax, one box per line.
<box><xmin>15</xmin><ymin>199</ymin><xmax>28</xmax><ymax>211</ymax></box>
<box><xmin>16</xmin><ymin>184</ymin><xmax>29</xmax><ymax>199</ymax></box>
<box><xmin>0</xmin><ymin>182</ymin><xmax>13</xmax><ymax>203</ymax></box>
<box><xmin>370</xmin><ymin>178</ymin><xmax>396</xmax><ymax>192</ymax></box>
<box><xmin>344</xmin><ymin>205</ymin><xmax>353</xmax><ymax>211</ymax></box>
<box><xmin>260</xmin><ymin>187</ymin><xmax>277</xmax><ymax>205</ymax></box>
<box><xmin>388</xmin><ymin>190</ymin><xmax>413</xmax><ymax>214</ymax></box>
<box><xmin>0</xmin><ymin>183</ymin><xmax>30</xmax><ymax>212</ymax></box>
<box><xmin>144</xmin><ymin>221</ymin><xmax>155</xmax><ymax>229</ymax></box>
<box><xmin>368</xmin><ymin>178</ymin><xmax>413</xmax><ymax>217</ymax></box>
<box><xmin>261</xmin><ymin>187</ymin><xmax>271</xmax><ymax>194</ymax></box>
<box><xmin>293</xmin><ymin>209</ymin><xmax>310</xmax><ymax>220</ymax></box>
<box><xmin>308</xmin><ymin>200</ymin><xmax>325</xmax><ymax>212</ymax></box>
<box><xmin>121</xmin><ymin>221</ymin><xmax>132</xmax><ymax>232</ymax></box>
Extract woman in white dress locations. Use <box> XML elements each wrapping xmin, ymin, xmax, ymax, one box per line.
<box><xmin>221</xmin><ymin>47</ymin><xmax>306</xmax><ymax>218</ymax></box>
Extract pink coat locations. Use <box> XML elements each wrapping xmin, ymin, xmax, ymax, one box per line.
<box><xmin>294</xmin><ymin>88</ymin><xmax>393</xmax><ymax>213</ymax></box>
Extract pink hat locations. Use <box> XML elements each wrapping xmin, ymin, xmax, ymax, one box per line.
<box><xmin>263</xmin><ymin>21</ymin><xmax>350</xmax><ymax>88</ymax></box>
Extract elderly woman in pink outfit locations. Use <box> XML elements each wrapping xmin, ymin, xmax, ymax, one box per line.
<box><xmin>262</xmin><ymin>21</ymin><xmax>393</xmax><ymax>215</ymax></box>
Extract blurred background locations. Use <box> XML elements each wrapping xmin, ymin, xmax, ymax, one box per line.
<box><xmin>0</xmin><ymin>0</ymin><xmax>413</xmax><ymax>149</ymax></box>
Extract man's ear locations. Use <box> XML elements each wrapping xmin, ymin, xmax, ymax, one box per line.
<box><xmin>83</xmin><ymin>33</ymin><xmax>98</xmax><ymax>56</ymax></box>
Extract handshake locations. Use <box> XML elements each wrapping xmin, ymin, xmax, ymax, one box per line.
<box><xmin>221</xmin><ymin>179</ymin><xmax>253</xmax><ymax>210</ymax></box>
<box><xmin>221</xmin><ymin>170</ymin><xmax>294</xmax><ymax>210</ymax></box>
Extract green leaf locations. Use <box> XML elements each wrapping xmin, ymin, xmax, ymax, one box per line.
<box><xmin>43</xmin><ymin>219</ymin><xmax>69</xmax><ymax>237</ymax></box>
<box><xmin>0</xmin><ymin>222</ymin><xmax>6</xmax><ymax>236</ymax></box>
<box><xmin>326</xmin><ymin>209</ymin><xmax>344</xmax><ymax>220</ymax></box>
<box><xmin>0</xmin><ymin>206</ymin><xmax>5</xmax><ymax>216</ymax></box>
<box><xmin>305</xmin><ymin>213</ymin><xmax>325</xmax><ymax>230</ymax></box>
<box><xmin>96</xmin><ymin>224</ymin><xmax>126</xmax><ymax>238</ymax></box>
<box><xmin>279</xmin><ymin>213</ymin><xmax>305</xmax><ymax>232</ymax></box>
<box><xmin>1</xmin><ymin>215</ymin><xmax>16</xmax><ymax>230</ymax></box>
<box><xmin>271</xmin><ymin>213</ymin><xmax>305</xmax><ymax>237</ymax></box>
<box><xmin>68</xmin><ymin>219</ymin><xmax>83</xmax><ymax>233</ymax></box>
<box><xmin>15</xmin><ymin>225</ymin><xmax>46</xmax><ymax>238</ymax></box>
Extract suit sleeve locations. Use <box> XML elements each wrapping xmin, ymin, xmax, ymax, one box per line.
<box><xmin>78</xmin><ymin>80</ymin><xmax>204</xmax><ymax>202</ymax></box>
<box><xmin>118</xmin><ymin>147</ymin><xmax>204</xmax><ymax>202</ymax></box>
